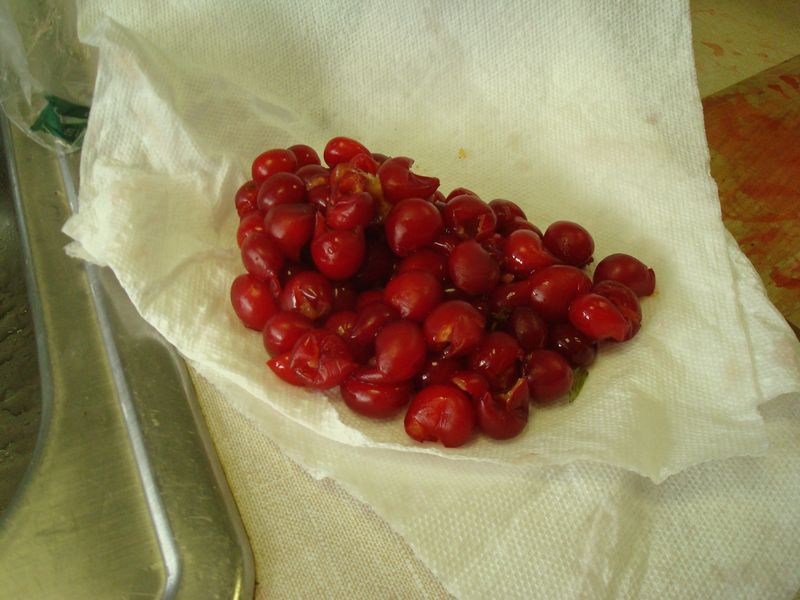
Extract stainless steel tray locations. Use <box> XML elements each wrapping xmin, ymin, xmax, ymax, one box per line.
<box><xmin>0</xmin><ymin>118</ymin><xmax>254</xmax><ymax>599</ymax></box>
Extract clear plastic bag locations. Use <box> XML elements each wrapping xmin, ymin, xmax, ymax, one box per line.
<box><xmin>0</xmin><ymin>0</ymin><xmax>95</xmax><ymax>151</ymax></box>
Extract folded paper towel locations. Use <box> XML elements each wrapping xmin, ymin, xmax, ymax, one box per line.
<box><xmin>64</xmin><ymin>1</ymin><xmax>800</xmax><ymax>597</ymax></box>
<box><xmin>66</xmin><ymin>1</ymin><xmax>799</xmax><ymax>482</ymax></box>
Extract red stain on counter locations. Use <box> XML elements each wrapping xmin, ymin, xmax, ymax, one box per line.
<box><xmin>701</xmin><ymin>41</ymin><xmax>725</xmax><ymax>57</ymax></box>
<box><xmin>702</xmin><ymin>57</ymin><xmax>800</xmax><ymax>327</ymax></box>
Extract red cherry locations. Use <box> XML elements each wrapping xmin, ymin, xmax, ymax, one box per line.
<box><xmin>348</xmin><ymin>152</ymin><xmax>380</xmax><ymax>174</ymax></box>
<box><xmin>263</xmin><ymin>311</ymin><xmax>315</xmax><ymax>356</ymax></box>
<box><xmin>332</xmin><ymin>282</ymin><xmax>358</xmax><ymax>312</ymax></box>
<box><xmin>279</xmin><ymin>271</ymin><xmax>334</xmax><ymax>321</ymax></box>
<box><xmin>263</xmin><ymin>203</ymin><xmax>315</xmax><ymax>262</ymax></box>
<box><xmin>311</xmin><ymin>227</ymin><xmax>366</xmax><ymax>280</ymax></box>
<box><xmin>547</xmin><ymin>322</ymin><xmax>596</xmax><ymax>367</ymax></box>
<box><xmin>355</xmin><ymin>289</ymin><xmax>385</xmax><ymax>311</ymax></box>
<box><xmin>543</xmin><ymin>221</ymin><xmax>595</xmax><ymax>267</ymax></box>
<box><xmin>352</xmin><ymin>235</ymin><xmax>396</xmax><ymax>290</ymax></box>
<box><xmin>349</xmin><ymin>301</ymin><xmax>400</xmax><ymax>350</ymax></box>
<box><xmin>340</xmin><ymin>377</ymin><xmax>413</xmax><ymax>418</ymax></box>
<box><xmin>503</xmin><ymin>229</ymin><xmax>559</xmax><ymax>277</ymax></box>
<box><xmin>295</xmin><ymin>164</ymin><xmax>329</xmax><ymax>190</ymax></box>
<box><xmin>324</xmin><ymin>310</ymin><xmax>368</xmax><ymax>362</ymax></box>
<box><xmin>307</xmin><ymin>185</ymin><xmax>332</xmax><ymax>211</ymax></box>
<box><xmin>235</xmin><ymin>180</ymin><xmax>260</xmax><ymax>217</ymax></box>
<box><xmin>377</xmin><ymin>156</ymin><xmax>440</xmax><ymax>204</ymax></box>
<box><xmin>528</xmin><ymin>265</ymin><xmax>592</xmax><ymax>322</ymax></box>
<box><xmin>445</xmin><ymin>187</ymin><xmax>479</xmax><ymax>202</ymax></box>
<box><xmin>593</xmin><ymin>253</ymin><xmax>656</xmax><ymax>297</ymax></box>
<box><xmin>468</xmin><ymin>331</ymin><xmax>523</xmax><ymax>392</ymax></box>
<box><xmin>267</xmin><ymin>329</ymin><xmax>356</xmax><ymax>389</ymax></box>
<box><xmin>324</xmin><ymin>136</ymin><xmax>370</xmax><ymax>168</ymax></box>
<box><xmin>241</xmin><ymin>232</ymin><xmax>285</xmax><ymax>282</ymax></box>
<box><xmin>417</xmin><ymin>357</ymin><xmax>465</xmax><ymax>388</ymax></box>
<box><xmin>357</xmin><ymin>320</ymin><xmax>427</xmax><ymax>384</ymax></box>
<box><xmin>442</xmin><ymin>195</ymin><xmax>497</xmax><ymax>241</ymax></box>
<box><xmin>288</xmin><ymin>144</ymin><xmax>321</xmax><ymax>167</ymax></box>
<box><xmin>327</xmin><ymin>192</ymin><xmax>376</xmax><ymax>230</ymax></box>
<box><xmin>237</xmin><ymin>212</ymin><xmax>267</xmax><ymax>247</ymax></box>
<box><xmin>423</xmin><ymin>300</ymin><xmax>486</xmax><ymax>358</ymax></box>
<box><xmin>230</xmin><ymin>274</ymin><xmax>278</xmax><ymax>330</ymax></box>
<box><xmin>257</xmin><ymin>172</ymin><xmax>306</xmax><ymax>212</ymax></box>
<box><xmin>384</xmin><ymin>198</ymin><xmax>443</xmax><ymax>256</ymax></box>
<box><xmin>384</xmin><ymin>270</ymin><xmax>443</xmax><ymax>321</ymax></box>
<box><xmin>404</xmin><ymin>385</ymin><xmax>475</xmax><ymax>448</ymax></box>
<box><xmin>488</xmin><ymin>278</ymin><xmax>536</xmax><ymax>314</ymax></box>
<box><xmin>488</xmin><ymin>199</ymin><xmax>526</xmax><ymax>230</ymax></box>
<box><xmin>508</xmin><ymin>306</ymin><xmax>548</xmax><ymax>352</ymax></box>
<box><xmin>523</xmin><ymin>350</ymin><xmax>573</xmax><ymax>403</ymax></box>
<box><xmin>397</xmin><ymin>250</ymin><xmax>448</xmax><ymax>282</ymax></box>
<box><xmin>431</xmin><ymin>232</ymin><xmax>460</xmax><ymax>256</ymax></box>
<box><xmin>592</xmin><ymin>280</ymin><xmax>642</xmax><ymax>339</ymax></box>
<box><xmin>568</xmin><ymin>293</ymin><xmax>631</xmax><ymax>342</ymax></box>
<box><xmin>499</xmin><ymin>217</ymin><xmax>543</xmax><ymax>237</ymax></box>
<box><xmin>475</xmin><ymin>378</ymin><xmax>530</xmax><ymax>440</ymax></box>
<box><xmin>449</xmin><ymin>240</ymin><xmax>500</xmax><ymax>295</ymax></box>
<box><xmin>252</xmin><ymin>148</ymin><xmax>297</xmax><ymax>182</ymax></box>
<box><xmin>450</xmin><ymin>370</ymin><xmax>491</xmax><ymax>401</ymax></box>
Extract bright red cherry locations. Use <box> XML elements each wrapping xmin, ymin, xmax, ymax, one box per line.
<box><xmin>357</xmin><ymin>320</ymin><xmax>427</xmax><ymax>384</ymax></box>
<box><xmin>262</xmin><ymin>311</ymin><xmax>315</xmax><ymax>356</ymax></box>
<box><xmin>237</xmin><ymin>212</ymin><xmax>267</xmax><ymax>247</ymax></box>
<box><xmin>377</xmin><ymin>157</ymin><xmax>440</xmax><ymax>204</ymax></box>
<box><xmin>252</xmin><ymin>148</ymin><xmax>297</xmax><ymax>182</ymax></box>
<box><xmin>523</xmin><ymin>350</ymin><xmax>573</xmax><ymax>403</ymax></box>
<box><xmin>241</xmin><ymin>232</ymin><xmax>285</xmax><ymax>282</ymax></box>
<box><xmin>340</xmin><ymin>377</ymin><xmax>413</xmax><ymax>418</ymax></box>
<box><xmin>503</xmin><ymin>229</ymin><xmax>559</xmax><ymax>277</ymax></box>
<box><xmin>279</xmin><ymin>271</ymin><xmax>334</xmax><ymax>321</ymax></box>
<box><xmin>442</xmin><ymin>195</ymin><xmax>497</xmax><ymax>240</ymax></box>
<box><xmin>288</xmin><ymin>144</ymin><xmax>321</xmax><ymax>167</ymax></box>
<box><xmin>235</xmin><ymin>180</ymin><xmax>260</xmax><ymax>217</ymax></box>
<box><xmin>475</xmin><ymin>378</ymin><xmax>530</xmax><ymax>440</ymax></box>
<box><xmin>449</xmin><ymin>240</ymin><xmax>500</xmax><ymax>295</ymax></box>
<box><xmin>543</xmin><ymin>221</ymin><xmax>595</xmax><ymax>267</ymax></box>
<box><xmin>404</xmin><ymin>385</ymin><xmax>475</xmax><ymax>448</ymax></box>
<box><xmin>508</xmin><ymin>306</ymin><xmax>548</xmax><ymax>352</ymax></box>
<box><xmin>469</xmin><ymin>331</ymin><xmax>523</xmax><ymax>392</ymax></box>
<box><xmin>593</xmin><ymin>253</ymin><xmax>656</xmax><ymax>297</ymax></box>
<box><xmin>384</xmin><ymin>198</ymin><xmax>443</xmax><ymax>256</ymax></box>
<box><xmin>230</xmin><ymin>274</ymin><xmax>278</xmax><ymax>330</ymax></box>
<box><xmin>257</xmin><ymin>172</ymin><xmax>306</xmax><ymax>212</ymax></box>
<box><xmin>423</xmin><ymin>300</ymin><xmax>486</xmax><ymax>358</ymax></box>
<box><xmin>568</xmin><ymin>293</ymin><xmax>631</xmax><ymax>342</ymax></box>
<box><xmin>263</xmin><ymin>203</ymin><xmax>315</xmax><ymax>262</ymax></box>
<box><xmin>268</xmin><ymin>329</ymin><xmax>356</xmax><ymax>389</ymax></box>
<box><xmin>311</xmin><ymin>227</ymin><xmax>366</xmax><ymax>280</ymax></box>
<box><xmin>324</xmin><ymin>136</ymin><xmax>370</xmax><ymax>168</ymax></box>
<box><xmin>383</xmin><ymin>270</ymin><xmax>443</xmax><ymax>321</ymax></box>
<box><xmin>529</xmin><ymin>265</ymin><xmax>592</xmax><ymax>322</ymax></box>
<box><xmin>397</xmin><ymin>250</ymin><xmax>448</xmax><ymax>282</ymax></box>
<box><xmin>327</xmin><ymin>192</ymin><xmax>375</xmax><ymax>230</ymax></box>
<box><xmin>547</xmin><ymin>322</ymin><xmax>596</xmax><ymax>367</ymax></box>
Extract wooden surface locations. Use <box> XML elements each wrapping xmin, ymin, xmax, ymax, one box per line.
<box><xmin>702</xmin><ymin>56</ymin><xmax>800</xmax><ymax>331</ymax></box>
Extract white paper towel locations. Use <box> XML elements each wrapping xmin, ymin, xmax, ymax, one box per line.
<box><xmin>61</xmin><ymin>1</ymin><xmax>800</xmax><ymax>597</ymax></box>
<box><xmin>65</xmin><ymin>0</ymin><xmax>799</xmax><ymax>482</ymax></box>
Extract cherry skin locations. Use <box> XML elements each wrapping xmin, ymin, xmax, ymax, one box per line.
<box><xmin>327</xmin><ymin>192</ymin><xmax>375</xmax><ymax>230</ymax></box>
<box><xmin>230</xmin><ymin>273</ymin><xmax>278</xmax><ymax>330</ymax></box>
<box><xmin>568</xmin><ymin>293</ymin><xmax>631</xmax><ymax>342</ymax></box>
<box><xmin>384</xmin><ymin>198</ymin><xmax>443</xmax><ymax>256</ymax></box>
<box><xmin>475</xmin><ymin>378</ymin><xmax>530</xmax><ymax>440</ymax></box>
<box><xmin>288</xmin><ymin>144</ymin><xmax>321</xmax><ymax>167</ymax></box>
<box><xmin>340</xmin><ymin>377</ymin><xmax>413</xmax><ymax>418</ymax></box>
<box><xmin>488</xmin><ymin>199</ymin><xmax>526</xmax><ymax>230</ymax></box>
<box><xmin>547</xmin><ymin>322</ymin><xmax>597</xmax><ymax>367</ymax></box>
<box><xmin>324</xmin><ymin>136</ymin><xmax>370</xmax><ymax>168</ymax></box>
<box><xmin>348</xmin><ymin>302</ymin><xmax>400</xmax><ymax>350</ymax></box>
<box><xmin>262</xmin><ymin>311</ymin><xmax>315</xmax><ymax>356</ymax></box>
<box><xmin>404</xmin><ymin>384</ymin><xmax>475</xmax><ymax>447</ymax></box>
<box><xmin>241</xmin><ymin>232</ymin><xmax>285</xmax><ymax>282</ymax></box>
<box><xmin>263</xmin><ymin>203</ymin><xmax>315</xmax><ymax>262</ymax></box>
<box><xmin>442</xmin><ymin>195</ymin><xmax>497</xmax><ymax>241</ymax></box>
<box><xmin>257</xmin><ymin>172</ymin><xmax>306</xmax><ymax>212</ymax></box>
<box><xmin>528</xmin><ymin>265</ymin><xmax>593</xmax><ymax>322</ymax></box>
<box><xmin>448</xmin><ymin>240</ymin><xmax>500</xmax><ymax>295</ymax></box>
<box><xmin>384</xmin><ymin>270</ymin><xmax>443</xmax><ymax>321</ymax></box>
<box><xmin>543</xmin><ymin>220</ymin><xmax>595</xmax><ymax>267</ymax></box>
<box><xmin>295</xmin><ymin>164</ymin><xmax>329</xmax><ymax>190</ymax></box>
<box><xmin>508</xmin><ymin>306</ymin><xmax>548</xmax><ymax>352</ymax></box>
<box><xmin>417</xmin><ymin>357</ymin><xmax>465</xmax><ymax>388</ymax></box>
<box><xmin>503</xmin><ymin>229</ymin><xmax>559</xmax><ymax>278</ymax></box>
<box><xmin>235</xmin><ymin>180</ymin><xmax>260</xmax><ymax>217</ymax></box>
<box><xmin>268</xmin><ymin>329</ymin><xmax>356</xmax><ymax>389</ymax></box>
<box><xmin>378</xmin><ymin>156</ymin><xmax>440</xmax><ymax>204</ymax></box>
<box><xmin>592</xmin><ymin>280</ymin><xmax>642</xmax><ymax>339</ymax></box>
<box><xmin>469</xmin><ymin>331</ymin><xmax>523</xmax><ymax>392</ymax></box>
<box><xmin>593</xmin><ymin>253</ymin><xmax>656</xmax><ymax>297</ymax></box>
<box><xmin>423</xmin><ymin>300</ymin><xmax>486</xmax><ymax>358</ymax></box>
<box><xmin>279</xmin><ymin>271</ymin><xmax>335</xmax><ymax>321</ymax></box>
<box><xmin>397</xmin><ymin>250</ymin><xmax>448</xmax><ymax>283</ymax></box>
<box><xmin>357</xmin><ymin>320</ymin><xmax>427</xmax><ymax>384</ymax></box>
<box><xmin>252</xmin><ymin>148</ymin><xmax>297</xmax><ymax>182</ymax></box>
<box><xmin>237</xmin><ymin>212</ymin><xmax>267</xmax><ymax>247</ymax></box>
<box><xmin>311</xmin><ymin>227</ymin><xmax>366</xmax><ymax>281</ymax></box>
<box><xmin>523</xmin><ymin>350</ymin><xmax>573</xmax><ymax>403</ymax></box>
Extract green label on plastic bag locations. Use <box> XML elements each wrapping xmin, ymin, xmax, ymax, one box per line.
<box><xmin>31</xmin><ymin>95</ymin><xmax>90</xmax><ymax>146</ymax></box>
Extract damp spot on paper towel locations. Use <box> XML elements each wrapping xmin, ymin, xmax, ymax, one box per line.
<box><xmin>457</xmin><ymin>148</ymin><xmax>467</xmax><ymax>159</ymax></box>
<box><xmin>701</xmin><ymin>41</ymin><xmax>724</xmax><ymax>57</ymax></box>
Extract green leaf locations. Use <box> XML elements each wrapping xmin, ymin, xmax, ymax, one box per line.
<box><xmin>31</xmin><ymin>95</ymin><xmax>90</xmax><ymax>146</ymax></box>
<box><xmin>568</xmin><ymin>367</ymin><xmax>588</xmax><ymax>403</ymax></box>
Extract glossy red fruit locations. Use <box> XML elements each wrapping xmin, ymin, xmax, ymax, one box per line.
<box><xmin>235</xmin><ymin>180</ymin><xmax>260</xmax><ymax>217</ymax></box>
<box><xmin>237</xmin><ymin>212</ymin><xmax>267</xmax><ymax>247</ymax></box>
<box><xmin>523</xmin><ymin>350</ymin><xmax>573</xmax><ymax>403</ymax></box>
<box><xmin>488</xmin><ymin>278</ymin><xmax>536</xmax><ymax>314</ymax></box>
<box><xmin>529</xmin><ymin>265</ymin><xmax>593</xmax><ymax>322</ymax></box>
<box><xmin>311</xmin><ymin>227</ymin><xmax>366</xmax><ymax>280</ymax></box>
<box><xmin>252</xmin><ymin>148</ymin><xmax>298</xmax><ymax>182</ymax></box>
<box><xmin>324</xmin><ymin>137</ymin><xmax>370</xmax><ymax>168</ymax></box>
<box><xmin>340</xmin><ymin>377</ymin><xmax>413</xmax><ymax>418</ymax></box>
<box><xmin>230</xmin><ymin>274</ymin><xmax>278</xmax><ymax>330</ymax></box>
<box><xmin>404</xmin><ymin>385</ymin><xmax>475</xmax><ymax>448</ymax></box>
<box><xmin>417</xmin><ymin>357</ymin><xmax>465</xmax><ymax>388</ymax></box>
<box><xmin>257</xmin><ymin>172</ymin><xmax>306</xmax><ymax>212</ymax></box>
<box><xmin>268</xmin><ymin>329</ymin><xmax>356</xmax><ymax>389</ymax></box>
<box><xmin>503</xmin><ymin>229</ymin><xmax>559</xmax><ymax>277</ymax></box>
<box><xmin>241</xmin><ymin>233</ymin><xmax>285</xmax><ymax>282</ymax></box>
<box><xmin>508</xmin><ymin>306</ymin><xmax>548</xmax><ymax>352</ymax></box>
<box><xmin>279</xmin><ymin>271</ymin><xmax>335</xmax><ymax>321</ymax></box>
<box><xmin>349</xmin><ymin>302</ymin><xmax>400</xmax><ymax>350</ymax></box>
<box><xmin>449</xmin><ymin>240</ymin><xmax>500</xmax><ymax>295</ymax></box>
<box><xmin>263</xmin><ymin>311</ymin><xmax>315</xmax><ymax>356</ymax></box>
<box><xmin>332</xmin><ymin>282</ymin><xmax>358</xmax><ymax>312</ymax></box>
<box><xmin>307</xmin><ymin>185</ymin><xmax>332</xmax><ymax>211</ymax></box>
<box><xmin>431</xmin><ymin>233</ymin><xmax>460</xmax><ymax>256</ymax></box>
<box><xmin>499</xmin><ymin>217</ymin><xmax>543</xmax><ymax>237</ymax></box>
<box><xmin>592</xmin><ymin>280</ymin><xmax>642</xmax><ymax>339</ymax></box>
<box><xmin>442</xmin><ymin>195</ymin><xmax>497</xmax><ymax>241</ymax></box>
<box><xmin>397</xmin><ymin>250</ymin><xmax>448</xmax><ymax>282</ymax></box>
<box><xmin>568</xmin><ymin>293</ymin><xmax>631</xmax><ymax>342</ymax></box>
<box><xmin>475</xmin><ymin>378</ymin><xmax>530</xmax><ymax>440</ymax></box>
<box><xmin>543</xmin><ymin>221</ymin><xmax>595</xmax><ymax>267</ymax></box>
<box><xmin>357</xmin><ymin>320</ymin><xmax>427</xmax><ymax>384</ymax></box>
<box><xmin>288</xmin><ymin>144</ymin><xmax>321</xmax><ymax>167</ymax></box>
<box><xmin>330</xmin><ymin>162</ymin><xmax>373</xmax><ymax>197</ymax></box>
<box><xmin>488</xmin><ymin>199</ymin><xmax>526</xmax><ymax>230</ymax></box>
<box><xmin>547</xmin><ymin>322</ymin><xmax>596</xmax><ymax>367</ymax></box>
<box><xmin>355</xmin><ymin>289</ymin><xmax>385</xmax><ymax>311</ymax></box>
<box><xmin>445</xmin><ymin>187</ymin><xmax>479</xmax><ymax>202</ymax></box>
<box><xmin>383</xmin><ymin>270</ymin><xmax>443</xmax><ymax>321</ymax></box>
<box><xmin>352</xmin><ymin>235</ymin><xmax>396</xmax><ymax>290</ymax></box>
<box><xmin>295</xmin><ymin>164</ymin><xmax>329</xmax><ymax>190</ymax></box>
<box><xmin>371</xmin><ymin>152</ymin><xmax>389</xmax><ymax>165</ymax></box>
<box><xmin>423</xmin><ymin>300</ymin><xmax>486</xmax><ymax>358</ymax></box>
<box><xmin>327</xmin><ymin>192</ymin><xmax>375</xmax><ymax>230</ymax></box>
<box><xmin>384</xmin><ymin>198</ymin><xmax>443</xmax><ymax>256</ymax></box>
<box><xmin>324</xmin><ymin>310</ymin><xmax>368</xmax><ymax>362</ymax></box>
<box><xmin>378</xmin><ymin>157</ymin><xmax>440</xmax><ymax>204</ymax></box>
<box><xmin>593</xmin><ymin>253</ymin><xmax>656</xmax><ymax>297</ymax></box>
<box><xmin>450</xmin><ymin>370</ymin><xmax>491</xmax><ymax>401</ymax></box>
<box><xmin>469</xmin><ymin>331</ymin><xmax>523</xmax><ymax>392</ymax></box>
<box><xmin>348</xmin><ymin>152</ymin><xmax>379</xmax><ymax>174</ymax></box>
<box><xmin>263</xmin><ymin>203</ymin><xmax>315</xmax><ymax>262</ymax></box>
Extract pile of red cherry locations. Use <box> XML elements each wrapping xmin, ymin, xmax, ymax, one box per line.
<box><xmin>230</xmin><ymin>137</ymin><xmax>655</xmax><ymax>447</ymax></box>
